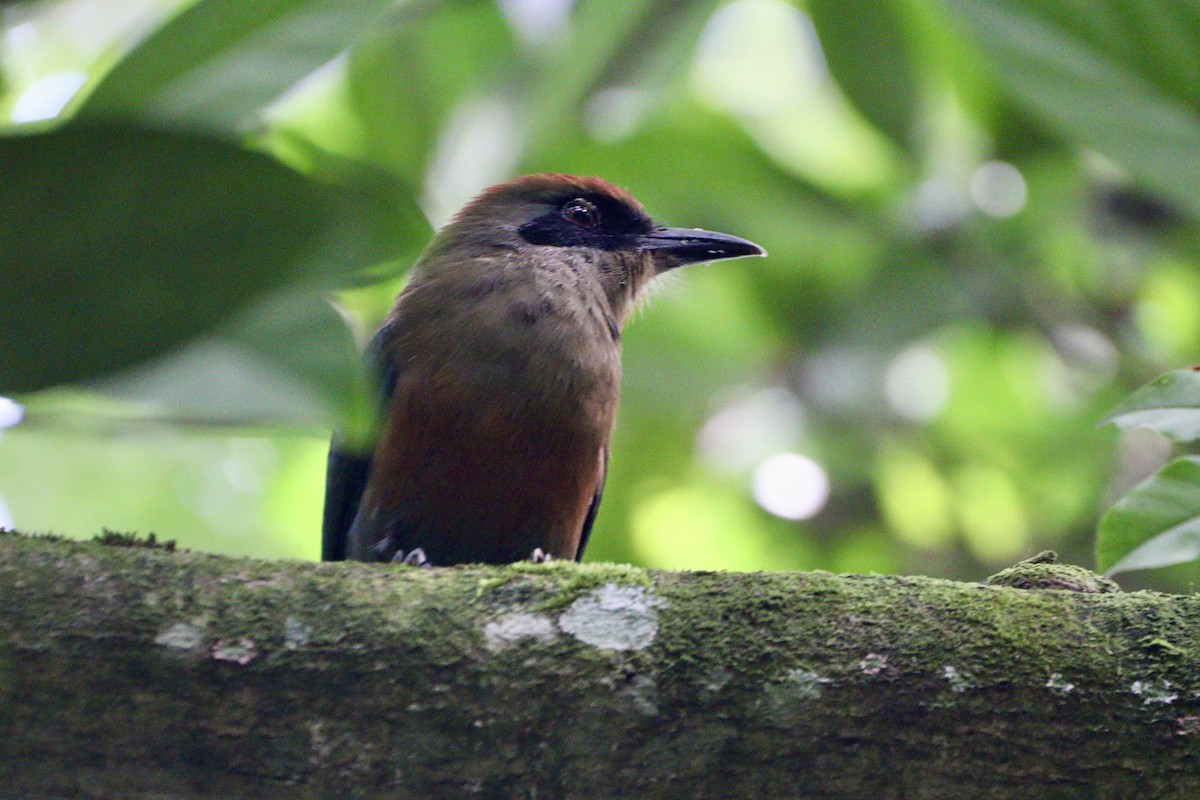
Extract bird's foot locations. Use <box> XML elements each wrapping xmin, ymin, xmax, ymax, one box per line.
<box><xmin>529</xmin><ymin>548</ymin><xmax>553</xmax><ymax>564</ymax></box>
<box><xmin>392</xmin><ymin>547</ymin><xmax>430</xmax><ymax>567</ymax></box>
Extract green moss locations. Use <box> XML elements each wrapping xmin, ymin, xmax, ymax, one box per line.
<box><xmin>985</xmin><ymin>551</ymin><xmax>1120</xmax><ymax>593</ymax></box>
<box><xmin>0</xmin><ymin>528</ymin><xmax>68</xmax><ymax>544</ymax></box>
<box><xmin>1140</xmin><ymin>636</ymin><xmax>1185</xmax><ymax>656</ymax></box>
<box><xmin>6</xmin><ymin>529</ymin><xmax>1200</xmax><ymax>705</ymax></box>
<box><xmin>94</xmin><ymin>529</ymin><xmax>177</xmax><ymax>552</ymax></box>
<box><xmin>0</xmin><ymin>642</ymin><xmax>12</xmax><ymax>699</ymax></box>
<box><xmin>475</xmin><ymin>560</ymin><xmax>654</xmax><ymax>609</ymax></box>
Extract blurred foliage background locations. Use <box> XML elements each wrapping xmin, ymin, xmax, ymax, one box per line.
<box><xmin>1</xmin><ymin>0</ymin><xmax>1198</xmax><ymax>590</ymax></box>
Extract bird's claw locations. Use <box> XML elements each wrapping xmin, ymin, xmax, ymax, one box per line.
<box><xmin>392</xmin><ymin>547</ymin><xmax>430</xmax><ymax>567</ymax></box>
<box><xmin>529</xmin><ymin>548</ymin><xmax>552</xmax><ymax>564</ymax></box>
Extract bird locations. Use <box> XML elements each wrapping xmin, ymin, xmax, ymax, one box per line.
<box><xmin>322</xmin><ymin>173</ymin><xmax>764</xmax><ymax>566</ymax></box>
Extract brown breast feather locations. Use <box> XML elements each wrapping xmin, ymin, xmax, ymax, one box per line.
<box><xmin>363</xmin><ymin>366</ymin><xmax>609</xmax><ymax>564</ymax></box>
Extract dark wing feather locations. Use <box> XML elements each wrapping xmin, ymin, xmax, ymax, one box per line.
<box><xmin>321</xmin><ymin>326</ymin><xmax>398</xmax><ymax>562</ymax></box>
<box><xmin>575</xmin><ymin>445</ymin><xmax>609</xmax><ymax>562</ymax></box>
<box><xmin>321</xmin><ymin>447</ymin><xmax>372</xmax><ymax>561</ymax></box>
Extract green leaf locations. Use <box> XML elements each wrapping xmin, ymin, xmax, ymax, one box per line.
<box><xmin>809</xmin><ymin>0</ymin><xmax>920</xmax><ymax>152</ymax></box>
<box><xmin>264</xmin><ymin>130</ymin><xmax>431</xmax><ymax>287</ymax></box>
<box><xmin>76</xmin><ymin>0</ymin><xmax>401</xmax><ymax>131</ymax></box>
<box><xmin>1102</xmin><ymin>369</ymin><xmax>1200</xmax><ymax>441</ymax></box>
<box><xmin>226</xmin><ymin>289</ymin><xmax>374</xmax><ymax>439</ymax></box>
<box><xmin>944</xmin><ymin>0</ymin><xmax>1200</xmax><ymax>218</ymax></box>
<box><xmin>0</xmin><ymin>124</ymin><xmax>408</xmax><ymax>394</ymax></box>
<box><xmin>1098</xmin><ymin>456</ymin><xmax>1200</xmax><ymax>574</ymax></box>
<box><xmin>94</xmin><ymin>287</ymin><xmax>375</xmax><ymax>441</ymax></box>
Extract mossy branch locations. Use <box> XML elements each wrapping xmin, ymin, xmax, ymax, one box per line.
<box><xmin>1</xmin><ymin>532</ymin><xmax>1199</xmax><ymax>799</ymax></box>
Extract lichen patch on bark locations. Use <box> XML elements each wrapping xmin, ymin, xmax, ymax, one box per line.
<box><xmin>153</xmin><ymin>620</ymin><xmax>206</xmax><ymax>652</ymax></box>
<box><xmin>557</xmin><ymin>584</ymin><xmax>664</xmax><ymax>650</ymax></box>
<box><xmin>483</xmin><ymin>612</ymin><xmax>557</xmax><ymax>651</ymax></box>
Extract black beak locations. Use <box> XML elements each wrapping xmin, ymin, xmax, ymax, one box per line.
<box><xmin>636</xmin><ymin>226</ymin><xmax>765</xmax><ymax>269</ymax></box>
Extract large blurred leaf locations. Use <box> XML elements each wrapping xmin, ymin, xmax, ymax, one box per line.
<box><xmin>1098</xmin><ymin>456</ymin><xmax>1200</xmax><ymax>574</ymax></box>
<box><xmin>944</xmin><ymin>0</ymin><xmax>1200</xmax><ymax>218</ymax></box>
<box><xmin>264</xmin><ymin>130</ymin><xmax>431</xmax><ymax>287</ymax></box>
<box><xmin>0</xmin><ymin>124</ymin><xmax>410</xmax><ymax>394</ymax></box>
<box><xmin>94</xmin><ymin>288</ymin><xmax>375</xmax><ymax>442</ymax></box>
<box><xmin>75</xmin><ymin>0</ymin><xmax>401</xmax><ymax>131</ymax></box>
<box><xmin>809</xmin><ymin>0</ymin><xmax>920</xmax><ymax>153</ymax></box>
<box><xmin>1102</xmin><ymin>369</ymin><xmax>1200</xmax><ymax>441</ymax></box>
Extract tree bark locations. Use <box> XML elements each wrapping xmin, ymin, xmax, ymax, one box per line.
<box><xmin>1</xmin><ymin>531</ymin><xmax>1198</xmax><ymax>799</ymax></box>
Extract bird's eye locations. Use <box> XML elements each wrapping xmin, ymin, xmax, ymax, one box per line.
<box><xmin>562</xmin><ymin>198</ymin><xmax>600</xmax><ymax>229</ymax></box>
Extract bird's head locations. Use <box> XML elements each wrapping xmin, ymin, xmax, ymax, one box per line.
<box><xmin>425</xmin><ymin>173</ymin><xmax>764</xmax><ymax>318</ymax></box>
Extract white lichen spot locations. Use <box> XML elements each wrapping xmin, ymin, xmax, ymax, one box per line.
<box><xmin>285</xmin><ymin>616</ymin><xmax>312</xmax><ymax>650</ymax></box>
<box><xmin>942</xmin><ymin>665</ymin><xmax>972</xmax><ymax>693</ymax></box>
<box><xmin>212</xmin><ymin>638</ymin><xmax>257</xmax><ymax>665</ymax></box>
<box><xmin>1131</xmin><ymin>679</ymin><xmax>1177</xmax><ymax>705</ymax></box>
<box><xmin>701</xmin><ymin>667</ymin><xmax>733</xmax><ymax>695</ymax></box>
<box><xmin>761</xmin><ymin>668</ymin><xmax>831</xmax><ymax>725</ymax></box>
<box><xmin>557</xmin><ymin>584</ymin><xmax>665</xmax><ymax>651</ymax></box>
<box><xmin>860</xmin><ymin>653</ymin><xmax>888</xmax><ymax>675</ymax></box>
<box><xmin>154</xmin><ymin>621</ymin><xmax>205</xmax><ymax>652</ymax></box>
<box><xmin>628</xmin><ymin>674</ymin><xmax>659</xmax><ymax>716</ymax></box>
<box><xmin>784</xmin><ymin>668</ymin><xmax>830</xmax><ymax>700</ymax></box>
<box><xmin>483</xmin><ymin>612</ymin><xmax>557</xmax><ymax>652</ymax></box>
<box><xmin>308</xmin><ymin>720</ymin><xmax>333</xmax><ymax>763</ymax></box>
<box><xmin>1176</xmin><ymin>715</ymin><xmax>1200</xmax><ymax>736</ymax></box>
<box><xmin>1045</xmin><ymin>673</ymin><xmax>1074</xmax><ymax>695</ymax></box>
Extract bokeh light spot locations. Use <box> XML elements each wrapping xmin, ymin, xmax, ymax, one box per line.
<box><xmin>0</xmin><ymin>398</ymin><xmax>24</xmax><ymax>430</ymax></box>
<box><xmin>698</xmin><ymin>387</ymin><xmax>805</xmax><ymax>473</ymax></box>
<box><xmin>752</xmin><ymin>453</ymin><xmax>830</xmax><ymax>520</ymax></box>
<box><xmin>496</xmin><ymin>0</ymin><xmax>573</xmax><ymax>44</ymax></box>
<box><xmin>969</xmin><ymin>161</ymin><xmax>1027</xmax><ymax>218</ymax></box>
<box><xmin>885</xmin><ymin>344</ymin><xmax>948</xmax><ymax>422</ymax></box>
<box><xmin>912</xmin><ymin>178</ymin><xmax>966</xmax><ymax>232</ymax></box>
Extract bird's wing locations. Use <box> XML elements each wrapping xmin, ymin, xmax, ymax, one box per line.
<box><xmin>321</xmin><ymin>446</ymin><xmax>372</xmax><ymax>561</ymax></box>
<box><xmin>321</xmin><ymin>327</ymin><xmax>398</xmax><ymax>562</ymax></box>
<box><xmin>575</xmin><ymin>444</ymin><xmax>609</xmax><ymax>562</ymax></box>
